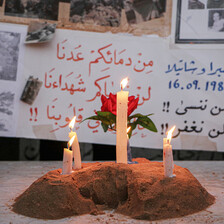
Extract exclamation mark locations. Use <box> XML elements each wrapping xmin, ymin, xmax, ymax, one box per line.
<box><xmin>30</xmin><ymin>108</ymin><xmax>33</xmax><ymax>121</ymax></box>
<box><xmin>166</xmin><ymin>102</ymin><xmax>170</xmax><ymax>112</ymax></box>
<box><xmin>161</xmin><ymin>124</ymin><xmax>164</xmax><ymax>135</ymax></box>
<box><xmin>34</xmin><ymin>107</ymin><xmax>38</xmax><ymax>122</ymax></box>
<box><xmin>162</xmin><ymin>101</ymin><xmax>170</xmax><ymax>112</ymax></box>
<box><xmin>165</xmin><ymin>123</ymin><xmax>169</xmax><ymax>133</ymax></box>
<box><xmin>161</xmin><ymin>123</ymin><xmax>169</xmax><ymax>135</ymax></box>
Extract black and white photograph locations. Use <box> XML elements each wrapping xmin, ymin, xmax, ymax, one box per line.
<box><xmin>175</xmin><ymin>0</ymin><xmax>224</xmax><ymax>44</ymax></box>
<box><xmin>4</xmin><ymin>0</ymin><xmax>60</xmax><ymax>21</ymax></box>
<box><xmin>208</xmin><ymin>10</ymin><xmax>224</xmax><ymax>31</ymax></box>
<box><xmin>69</xmin><ymin>0</ymin><xmax>123</xmax><ymax>27</ymax></box>
<box><xmin>0</xmin><ymin>31</ymin><xmax>20</xmax><ymax>81</ymax></box>
<box><xmin>207</xmin><ymin>0</ymin><xmax>224</xmax><ymax>9</ymax></box>
<box><xmin>0</xmin><ymin>91</ymin><xmax>14</xmax><ymax>132</ymax></box>
<box><xmin>188</xmin><ymin>0</ymin><xmax>205</xmax><ymax>9</ymax></box>
<box><xmin>20</xmin><ymin>76</ymin><xmax>43</xmax><ymax>105</ymax></box>
<box><xmin>124</xmin><ymin>0</ymin><xmax>166</xmax><ymax>24</ymax></box>
<box><xmin>25</xmin><ymin>22</ymin><xmax>56</xmax><ymax>43</ymax></box>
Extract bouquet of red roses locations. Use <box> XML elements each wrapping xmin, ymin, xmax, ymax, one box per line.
<box><xmin>83</xmin><ymin>93</ymin><xmax>157</xmax><ymax>138</ymax></box>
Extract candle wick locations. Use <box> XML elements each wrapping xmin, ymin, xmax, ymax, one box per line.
<box><xmin>68</xmin><ymin>145</ymin><xmax>72</xmax><ymax>151</ymax></box>
<box><xmin>67</xmin><ymin>143</ymin><xmax>72</xmax><ymax>150</ymax></box>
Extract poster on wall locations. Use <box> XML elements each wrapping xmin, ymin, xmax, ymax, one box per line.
<box><xmin>175</xmin><ymin>0</ymin><xmax>224</xmax><ymax>44</ymax></box>
<box><xmin>15</xmin><ymin>26</ymin><xmax>224</xmax><ymax>152</ymax></box>
<box><xmin>1</xmin><ymin>23</ymin><xmax>224</xmax><ymax>152</ymax></box>
<box><xmin>0</xmin><ymin>24</ymin><xmax>26</xmax><ymax>136</ymax></box>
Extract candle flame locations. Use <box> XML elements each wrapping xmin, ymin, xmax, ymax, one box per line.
<box><xmin>167</xmin><ymin>126</ymin><xmax>176</xmax><ymax>144</ymax></box>
<box><xmin>68</xmin><ymin>135</ymin><xmax>76</xmax><ymax>148</ymax></box>
<box><xmin>127</xmin><ymin>126</ymin><xmax>131</xmax><ymax>133</ymax></box>
<box><xmin>120</xmin><ymin>77</ymin><xmax>128</xmax><ymax>90</ymax></box>
<box><xmin>69</xmin><ymin>116</ymin><xmax>76</xmax><ymax>130</ymax></box>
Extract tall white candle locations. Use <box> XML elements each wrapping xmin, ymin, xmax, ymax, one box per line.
<box><xmin>127</xmin><ymin>127</ymin><xmax>132</xmax><ymax>162</ymax></box>
<box><xmin>69</xmin><ymin>132</ymin><xmax>81</xmax><ymax>169</ymax></box>
<box><xmin>163</xmin><ymin>126</ymin><xmax>176</xmax><ymax>178</ymax></box>
<box><xmin>62</xmin><ymin>148</ymin><xmax>72</xmax><ymax>174</ymax></box>
<box><xmin>163</xmin><ymin>138</ymin><xmax>173</xmax><ymax>177</ymax></box>
<box><xmin>69</xmin><ymin>116</ymin><xmax>81</xmax><ymax>169</ymax></box>
<box><xmin>116</xmin><ymin>78</ymin><xmax>129</xmax><ymax>164</ymax></box>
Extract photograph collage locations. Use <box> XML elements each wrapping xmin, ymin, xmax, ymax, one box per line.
<box><xmin>0</xmin><ymin>0</ymin><xmax>169</xmax><ymax>36</ymax></box>
<box><xmin>3</xmin><ymin>0</ymin><xmax>166</xmax><ymax>26</ymax></box>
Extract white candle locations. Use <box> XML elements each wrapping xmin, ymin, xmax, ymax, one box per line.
<box><xmin>127</xmin><ymin>127</ymin><xmax>132</xmax><ymax>162</ymax></box>
<box><xmin>163</xmin><ymin>138</ymin><xmax>174</xmax><ymax>177</ymax></box>
<box><xmin>163</xmin><ymin>126</ymin><xmax>176</xmax><ymax>178</ymax></box>
<box><xmin>68</xmin><ymin>116</ymin><xmax>81</xmax><ymax>170</ymax></box>
<box><xmin>62</xmin><ymin>148</ymin><xmax>72</xmax><ymax>174</ymax></box>
<box><xmin>69</xmin><ymin>132</ymin><xmax>81</xmax><ymax>169</ymax></box>
<box><xmin>116</xmin><ymin>78</ymin><xmax>129</xmax><ymax>164</ymax></box>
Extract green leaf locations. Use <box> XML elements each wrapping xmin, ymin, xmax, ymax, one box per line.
<box><xmin>81</xmin><ymin>115</ymin><xmax>101</xmax><ymax>123</ymax></box>
<box><xmin>129</xmin><ymin>122</ymin><xmax>137</xmax><ymax>132</ymax></box>
<box><xmin>97</xmin><ymin>111</ymin><xmax>116</xmax><ymax>121</ymax></box>
<box><xmin>136</xmin><ymin>116</ymin><xmax>157</xmax><ymax>132</ymax></box>
<box><xmin>128</xmin><ymin>113</ymin><xmax>154</xmax><ymax>121</ymax></box>
<box><xmin>81</xmin><ymin>111</ymin><xmax>157</xmax><ymax>135</ymax></box>
<box><xmin>126</xmin><ymin>122</ymin><xmax>137</xmax><ymax>139</ymax></box>
<box><xmin>101</xmin><ymin>122</ymin><xmax>109</xmax><ymax>132</ymax></box>
<box><xmin>96</xmin><ymin>111</ymin><xmax>116</xmax><ymax>125</ymax></box>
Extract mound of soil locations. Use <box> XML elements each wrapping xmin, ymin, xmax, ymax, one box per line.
<box><xmin>12</xmin><ymin>159</ymin><xmax>215</xmax><ymax>220</ymax></box>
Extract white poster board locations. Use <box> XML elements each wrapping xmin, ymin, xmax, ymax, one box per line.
<box><xmin>0</xmin><ymin>23</ymin><xmax>223</xmax><ymax>152</ymax></box>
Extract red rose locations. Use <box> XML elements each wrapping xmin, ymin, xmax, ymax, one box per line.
<box><xmin>101</xmin><ymin>93</ymin><xmax>139</xmax><ymax>116</ymax></box>
<box><xmin>128</xmin><ymin>96</ymin><xmax>139</xmax><ymax>116</ymax></box>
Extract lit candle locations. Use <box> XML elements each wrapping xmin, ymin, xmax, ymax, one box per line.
<box><xmin>116</xmin><ymin>78</ymin><xmax>129</xmax><ymax>164</ymax></box>
<box><xmin>69</xmin><ymin>116</ymin><xmax>81</xmax><ymax>169</ymax></box>
<box><xmin>62</xmin><ymin>137</ymin><xmax>74</xmax><ymax>175</ymax></box>
<box><xmin>127</xmin><ymin>127</ymin><xmax>132</xmax><ymax>162</ymax></box>
<box><xmin>163</xmin><ymin>126</ymin><xmax>176</xmax><ymax>178</ymax></box>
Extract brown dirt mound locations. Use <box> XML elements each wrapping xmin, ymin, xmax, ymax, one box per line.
<box><xmin>12</xmin><ymin>160</ymin><xmax>215</xmax><ymax>220</ymax></box>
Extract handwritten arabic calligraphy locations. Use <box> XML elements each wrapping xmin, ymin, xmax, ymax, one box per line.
<box><xmin>26</xmin><ymin>36</ymin><xmax>224</xmax><ymax>148</ymax></box>
<box><xmin>174</xmin><ymin>99</ymin><xmax>224</xmax><ymax>117</ymax></box>
<box><xmin>208</xmin><ymin>125</ymin><xmax>224</xmax><ymax>138</ymax></box>
<box><xmin>44</xmin><ymin>68</ymin><xmax>86</xmax><ymax>95</ymax></box>
<box><xmin>56</xmin><ymin>40</ymin><xmax>154</xmax><ymax>76</ymax></box>
<box><xmin>162</xmin><ymin>121</ymin><xmax>224</xmax><ymax>139</ymax></box>
<box><xmin>175</xmin><ymin>99</ymin><xmax>208</xmax><ymax>115</ymax></box>
<box><xmin>87</xmin><ymin>75</ymin><xmax>111</xmax><ymax>102</ymax></box>
<box><xmin>160</xmin><ymin>99</ymin><xmax>224</xmax><ymax>139</ymax></box>
<box><xmin>166</xmin><ymin>61</ymin><xmax>224</xmax><ymax>77</ymax></box>
<box><xmin>57</xmin><ymin>40</ymin><xmax>84</xmax><ymax>62</ymax></box>
<box><xmin>46</xmin><ymin>98</ymin><xmax>83</xmax><ymax>133</ymax></box>
<box><xmin>41</xmin><ymin>40</ymin><xmax>154</xmax><ymax>136</ymax></box>
<box><xmin>173</xmin><ymin>120</ymin><xmax>204</xmax><ymax>138</ymax></box>
<box><xmin>89</xmin><ymin>44</ymin><xmax>153</xmax><ymax>76</ymax></box>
